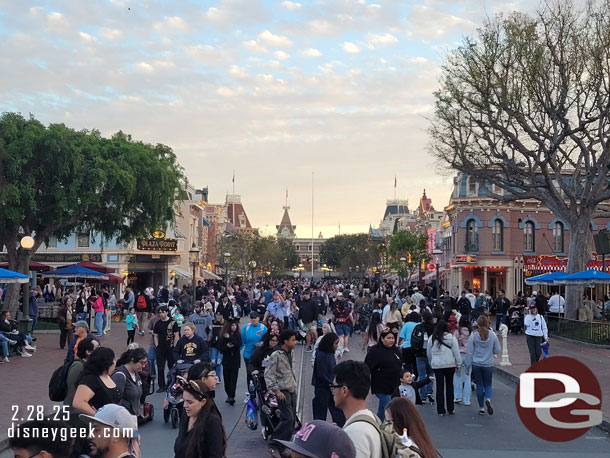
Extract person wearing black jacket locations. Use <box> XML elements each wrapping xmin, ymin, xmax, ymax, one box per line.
<box><xmin>299</xmin><ymin>290</ymin><xmax>318</xmax><ymax>353</ymax></box>
<box><xmin>311</xmin><ymin>332</ymin><xmax>345</xmax><ymax>426</ymax></box>
<box><xmin>391</xmin><ymin>368</ymin><xmax>433</xmax><ymax>405</ymax></box>
<box><xmin>457</xmin><ymin>291</ymin><xmax>472</xmax><ymax>319</ymax></box>
<box><xmin>364</xmin><ymin>327</ymin><xmax>403</xmax><ymax>420</ymax></box>
<box><xmin>173</xmin><ymin>323</ymin><xmax>209</xmax><ymax>364</ymax></box>
<box><xmin>534</xmin><ymin>291</ymin><xmax>548</xmax><ymax>317</ymax></box>
<box><xmin>246</xmin><ymin>333</ymin><xmax>279</xmax><ymax>392</ymax></box>
<box><xmin>219</xmin><ymin>320</ymin><xmax>242</xmax><ymax>405</ymax></box>
<box><xmin>493</xmin><ymin>290</ymin><xmax>511</xmax><ymax>331</ymax></box>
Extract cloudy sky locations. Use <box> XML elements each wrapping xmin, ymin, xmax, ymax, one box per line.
<box><xmin>1</xmin><ymin>0</ymin><xmax>531</xmax><ymax>238</ymax></box>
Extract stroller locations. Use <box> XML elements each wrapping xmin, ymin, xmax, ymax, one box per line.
<box><xmin>507</xmin><ymin>305</ymin><xmax>524</xmax><ymax>334</ymax></box>
<box><xmin>163</xmin><ymin>362</ymin><xmax>193</xmax><ymax>429</ymax></box>
<box><xmin>251</xmin><ymin>373</ymin><xmax>301</xmax><ymax>441</ymax></box>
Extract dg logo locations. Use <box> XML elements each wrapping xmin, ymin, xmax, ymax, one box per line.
<box><xmin>516</xmin><ymin>356</ymin><xmax>603</xmax><ymax>441</ymax></box>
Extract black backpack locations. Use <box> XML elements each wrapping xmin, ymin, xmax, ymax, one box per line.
<box><xmin>49</xmin><ymin>360</ymin><xmax>73</xmax><ymax>401</ymax></box>
<box><xmin>411</xmin><ymin>324</ymin><xmax>425</xmax><ymax>351</ymax></box>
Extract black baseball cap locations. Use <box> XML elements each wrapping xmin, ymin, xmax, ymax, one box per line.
<box><xmin>249</xmin><ymin>311</ymin><xmax>260</xmax><ymax>319</ymax></box>
<box><xmin>277</xmin><ymin>420</ymin><xmax>356</xmax><ymax>458</ymax></box>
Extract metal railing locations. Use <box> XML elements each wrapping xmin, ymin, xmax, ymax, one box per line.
<box><xmin>546</xmin><ymin>316</ymin><xmax>610</xmax><ymax>345</ymax></box>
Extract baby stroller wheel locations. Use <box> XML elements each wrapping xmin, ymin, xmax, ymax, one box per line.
<box><xmin>163</xmin><ymin>407</ymin><xmax>170</xmax><ymax>423</ymax></box>
<box><xmin>148</xmin><ymin>404</ymin><xmax>154</xmax><ymax>422</ymax></box>
<box><xmin>171</xmin><ymin>408</ymin><xmax>179</xmax><ymax>429</ymax></box>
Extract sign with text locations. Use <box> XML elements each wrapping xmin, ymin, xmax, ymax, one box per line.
<box><xmin>455</xmin><ymin>255</ymin><xmax>477</xmax><ymax>264</ymax></box>
<box><xmin>0</xmin><ymin>253</ymin><xmax>102</xmax><ymax>263</ymax></box>
<box><xmin>136</xmin><ymin>238</ymin><xmax>178</xmax><ymax>252</ymax></box>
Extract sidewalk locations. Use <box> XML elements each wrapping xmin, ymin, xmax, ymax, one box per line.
<box><xmin>494</xmin><ymin>331</ymin><xmax>610</xmax><ymax>430</ymax></box>
<box><xmin>0</xmin><ymin>321</ymin><xmax>151</xmax><ymax>451</ymax></box>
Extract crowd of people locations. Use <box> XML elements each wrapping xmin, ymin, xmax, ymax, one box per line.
<box><xmin>6</xmin><ymin>276</ymin><xmax>568</xmax><ymax>458</ymax></box>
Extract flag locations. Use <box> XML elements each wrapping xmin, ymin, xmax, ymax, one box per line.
<box><xmin>232</xmin><ymin>171</ymin><xmax>235</xmax><ymax>184</ymax></box>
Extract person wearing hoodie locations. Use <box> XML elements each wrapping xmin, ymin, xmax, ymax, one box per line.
<box><xmin>173</xmin><ymin>322</ymin><xmax>209</xmax><ymax>364</ymax></box>
<box><xmin>364</xmin><ymin>327</ymin><xmax>404</xmax><ymax>419</ymax></box>
<box><xmin>427</xmin><ymin>320</ymin><xmax>462</xmax><ymax>416</ymax></box>
<box><xmin>464</xmin><ymin>315</ymin><xmax>501</xmax><ymax>416</ymax></box>
<box><xmin>452</xmin><ymin>315</ymin><xmax>473</xmax><ymax>406</ymax></box>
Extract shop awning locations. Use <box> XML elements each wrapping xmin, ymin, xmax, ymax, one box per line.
<box><xmin>200</xmin><ymin>270</ymin><xmax>221</xmax><ymax>281</ymax></box>
<box><xmin>0</xmin><ymin>261</ymin><xmax>53</xmax><ymax>272</ymax></box>
<box><xmin>172</xmin><ymin>267</ymin><xmax>191</xmax><ymax>279</ymax></box>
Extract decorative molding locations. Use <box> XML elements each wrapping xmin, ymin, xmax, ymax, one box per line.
<box><xmin>488</xmin><ymin>213</ymin><xmax>509</xmax><ymax>228</ymax></box>
<box><xmin>548</xmin><ymin>217</ymin><xmax>570</xmax><ymax>231</ymax></box>
<box><xmin>519</xmin><ymin>215</ymin><xmax>541</xmax><ymax>229</ymax></box>
<box><xmin>460</xmin><ymin>213</ymin><xmax>484</xmax><ymax>228</ymax></box>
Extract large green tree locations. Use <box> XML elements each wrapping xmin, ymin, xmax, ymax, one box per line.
<box><xmin>387</xmin><ymin>231</ymin><xmax>429</xmax><ymax>282</ymax></box>
<box><xmin>0</xmin><ymin>113</ymin><xmax>186</xmax><ymax>312</ymax></box>
<box><xmin>429</xmin><ymin>0</ymin><xmax>610</xmax><ymax>318</ymax></box>
<box><xmin>320</xmin><ymin>233</ymin><xmax>380</xmax><ymax>275</ymax></box>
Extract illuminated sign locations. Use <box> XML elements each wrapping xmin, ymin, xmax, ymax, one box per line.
<box><xmin>137</xmin><ymin>239</ymin><xmax>178</xmax><ymax>252</ymax></box>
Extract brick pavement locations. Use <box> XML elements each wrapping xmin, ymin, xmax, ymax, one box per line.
<box><xmin>494</xmin><ymin>330</ymin><xmax>610</xmax><ymax>424</ymax></box>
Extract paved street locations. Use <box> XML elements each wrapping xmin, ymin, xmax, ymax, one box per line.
<box><xmin>1</xmin><ymin>321</ymin><xmax>609</xmax><ymax>457</ymax></box>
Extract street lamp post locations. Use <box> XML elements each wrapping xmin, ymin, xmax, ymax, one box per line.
<box><xmin>189</xmin><ymin>244</ymin><xmax>200</xmax><ymax>308</ymax></box>
<box><xmin>432</xmin><ymin>248</ymin><xmax>443</xmax><ymax>310</ymax></box>
<box><xmin>223</xmin><ymin>252</ymin><xmax>231</xmax><ymax>286</ymax></box>
<box><xmin>19</xmin><ymin>235</ymin><xmax>35</xmax><ymax>334</ymax></box>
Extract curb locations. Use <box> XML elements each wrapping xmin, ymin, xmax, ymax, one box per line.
<box><xmin>494</xmin><ymin>365</ymin><xmax>610</xmax><ymax>434</ymax></box>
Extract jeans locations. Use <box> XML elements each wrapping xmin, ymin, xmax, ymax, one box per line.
<box><xmin>434</xmin><ymin>367</ymin><xmax>456</xmax><ymax>415</ymax></box>
<box><xmin>271</xmin><ymin>390</ymin><xmax>297</xmax><ymax>447</ymax></box>
<box><xmin>526</xmin><ymin>334</ymin><xmax>543</xmax><ymax>366</ymax></box>
<box><xmin>29</xmin><ymin>315</ymin><xmax>37</xmax><ymax>335</ymax></box>
<box><xmin>95</xmin><ymin>312</ymin><xmax>104</xmax><ymax>336</ymax></box>
<box><xmin>147</xmin><ymin>346</ymin><xmax>157</xmax><ymax>377</ymax></box>
<box><xmin>495</xmin><ymin>313</ymin><xmax>505</xmax><ymax>331</ymax></box>
<box><xmin>211</xmin><ymin>347</ymin><xmax>223</xmax><ymax>381</ymax></box>
<box><xmin>0</xmin><ymin>333</ymin><xmax>9</xmax><ymax>356</ymax></box>
<box><xmin>374</xmin><ymin>393</ymin><xmax>392</xmax><ymax>420</ymax></box>
<box><xmin>415</xmin><ymin>356</ymin><xmax>433</xmax><ymax>398</ymax></box>
<box><xmin>453</xmin><ymin>362</ymin><xmax>471</xmax><ymax>403</ymax></box>
<box><xmin>471</xmin><ymin>365</ymin><xmax>493</xmax><ymax>408</ymax></box>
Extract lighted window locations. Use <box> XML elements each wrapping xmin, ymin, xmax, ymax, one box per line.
<box><xmin>492</xmin><ymin>219</ymin><xmax>503</xmax><ymax>251</ymax></box>
<box><xmin>524</xmin><ymin>222</ymin><xmax>535</xmax><ymax>252</ymax></box>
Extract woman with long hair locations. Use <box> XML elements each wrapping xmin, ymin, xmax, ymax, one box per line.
<box><xmin>311</xmin><ymin>332</ymin><xmax>345</xmax><ymax>426</ymax></box>
<box><xmin>365</xmin><ymin>327</ymin><xmax>404</xmax><ymax>419</ymax></box>
<box><xmin>415</xmin><ymin>311</ymin><xmax>435</xmax><ymax>404</ymax></box>
<box><xmin>384</xmin><ymin>397</ymin><xmax>437</xmax><ymax>458</ymax></box>
<box><xmin>219</xmin><ymin>319</ymin><xmax>242</xmax><ymax>405</ymax></box>
<box><xmin>58</xmin><ymin>296</ymin><xmax>74</xmax><ymax>349</ymax></box>
<box><xmin>75</xmin><ymin>290</ymin><xmax>87</xmax><ymax>321</ymax></box>
<box><xmin>427</xmin><ymin>320</ymin><xmax>461</xmax><ymax>416</ymax></box>
<box><xmin>112</xmin><ymin>347</ymin><xmax>147</xmax><ymax>416</ymax></box>
<box><xmin>464</xmin><ymin>315</ymin><xmax>500</xmax><ymax>415</ymax></box>
<box><xmin>362</xmin><ymin>311</ymin><xmax>383</xmax><ymax>352</ymax></box>
<box><xmin>453</xmin><ymin>315</ymin><xmax>473</xmax><ymax>405</ymax></box>
<box><xmin>72</xmin><ymin>347</ymin><xmax>120</xmax><ymax>415</ymax></box>
<box><xmin>173</xmin><ymin>379</ymin><xmax>227</xmax><ymax>458</ymax></box>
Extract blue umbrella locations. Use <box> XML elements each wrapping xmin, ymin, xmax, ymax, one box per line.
<box><xmin>42</xmin><ymin>264</ymin><xmax>109</xmax><ymax>280</ymax></box>
<box><xmin>554</xmin><ymin>269</ymin><xmax>610</xmax><ymax>285</ymax></box>
<box><xmin>525</xmin><ymin>271</ymin><xmax>568</xmax><ymax>285</ymax></box>
<box><xmin>0</xmin><ymin>267</ymin><xmax>30</xmax><ymax>284</ymax></box>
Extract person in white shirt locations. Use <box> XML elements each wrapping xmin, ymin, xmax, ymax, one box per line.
<box><xmin>547</xmin><ymin>293</ymin><xmax>565</xmax><ymax>315</ymax></box>
<box><xmin>333</xmin><ymin>360</ymin><xmax>382</xmax><ymax>458</ymax></box>
<box><xmin>465</xmin><ymin>290</ymin><xmax>476</xmax><ymax>309</ymax></box>
<box><xmin>524</xmin><ymin>304</ymin><xmax>548</xmax><ymax>366</ymax></box>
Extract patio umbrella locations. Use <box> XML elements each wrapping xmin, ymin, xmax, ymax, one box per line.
<box><xmin>554</xmin><ymin>269</ymin><xmax>610</xmax><ymax>285</ymax></box>
<box><xmin>0</xmin><ymin>267</ymin><xmax>30</xmax><ymax>283</ymax></box>
<box><xmin>525</xmin><ymin>271</ymin><xmax>568</xmax><ymax>285</ymax></box>
<box><xmin>0</xmin><ymin>261</ymin><xmax>53</xmax><ymax>272</ymax></box>
<box><xmin>105</xmin><ymin>274</ymin><xmax>124</xmax><ymax>284</ymax></box>
<box><xmin>42</xmin><ymin>264</ymin><xmax>109</xmax><ymax>281</ymax></box>
<box><xmin>75</xmin><ymin>261</ymin><xmax>115</xmax><ymax>274</ymax></box>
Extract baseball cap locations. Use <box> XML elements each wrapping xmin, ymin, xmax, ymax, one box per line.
<box><xmin>249</xmin><ymin>311</ymin><xmax>259</xmax><ymax>319</ymax></box>
<box><xmin>74</xmin><ymin>320</ymin><xmax>89</xmax><ymax>330</ymax></box>
<box><xmin>277</xmin><ymin>420</ymin><xmax>355</xmax><ymax>458</ymax></box>
<box><xmin>204</xmin><ymin>303</ymin><xmax>213</xmax><ymax>311</ymax></box>
<box><xmin>80</xmin><ymin>404</ymin><xmax>138</xmax><ymax>438</ymax></box>
<box><xmin>413</xmin><ymin>287</ymin><xmax>419</xmax><ymax>291</ymax></box>
<box><xmin>337</xmin><ymin>292</ymin><xmax>343</xmax><ymax>297</ymax></box>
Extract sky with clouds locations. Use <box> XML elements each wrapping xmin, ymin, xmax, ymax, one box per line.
<box><xmin>1</xmin><ymin>0</ymin><xmax>533</xmax><ymax>238</ymax></box>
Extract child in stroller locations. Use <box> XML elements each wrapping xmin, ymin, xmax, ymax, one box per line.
<box><xmin>163</xmin><ymin>362</ymin><xmax>193</xmax><ymax>429</ymax></box>
<box><xmin>507</xmin><ymin>305</ymin><xmax>524</xmax><ymax>334</ymax></box>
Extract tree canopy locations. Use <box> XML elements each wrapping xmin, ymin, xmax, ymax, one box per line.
<box><xmin>0</xmin><ymin>113</ymin><xmax>186</xmax><ymax>311</ymax></box>
<box><xmin>429</xmin><ymin>0</ymin><xmax>610</xmax><ymax>317</ymax></box>
<box><xmin>387</xmin><ymin>231</ymin><xmax>429</xmax><ymax>281</ymax></box>
<box><xmin>319</xmin><ymin>233</ymin><xmax>380</xmax><ymax>273</ymax></box>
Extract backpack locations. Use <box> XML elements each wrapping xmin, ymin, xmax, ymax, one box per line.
<box><xmin>411</xmin><ymin>324</ymin><xmax>425</xmax><ymax>351</ymax></box>
<box><xmin>136</xmin><ymin>294</ymin><xmax>147</xmax><ymax>310</ymax></box>
<box><xmin>48</xmin><ymin>360</ymin><xmax>73</xmax><ymax>401</ymax></box>
<box><xmin>350</xmin><ymin>414</ymin><xmax>400</xmax><ymax>458</ymax></box>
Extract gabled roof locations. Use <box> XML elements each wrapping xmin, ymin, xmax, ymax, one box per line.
<box><xmin>277</xmin><ymin>207</ymin><xmax>296</xmax><ymax>237</ymax></box>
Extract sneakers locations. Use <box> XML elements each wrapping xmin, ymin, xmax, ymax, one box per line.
<box><xmin>438</xmin><ymin>413</ymin><xmax>445</xmax><ymax>416</ymax></box>
<box><xmin>1</xmin><ymin>356</ymin><xmax>9</xmax><ymax>363</ymax></box>
<box><xmin>448</xmin><ymin>410</ymin><xmax>455</xmax><ymax>415</ymax></box>
<box><xmin>454</xmin><ymin>398</ymin><xmax>462</xmax><ymax>404</ymax></box>
<box><xmin>479</xmin><ymin>408</ymin><xmax>485</xmax><ymax>415</ymax></box>
<box><xmin>21</xmin><ymin>352</ymin><xmax>32</xmax><ymax>358</ymax></box>
<box><xmin>24</xmin><ymin>344</ymin><xmax>36</xmax><ymax>352</ymax></box>
<box><xmin>485</xmin><ymin>399</ymin><xmax>494</xmax><ymax>415</ymax></box>
<box><xmin>427</xmin><ymin>394</ymin><xmax>435</xmax><ymax>404</ymax></box>
<box><xmin>139</xmin><ymin>331</ymin><xmax>145</xmax><ymax>336</ymax></box>
<box><xmin>463</xmin><ymin>401</ymin><xmax>471</xmax><ymax>406</ymax></box>
<box><xmin>8</xmin><ymin>339</ymin><xmax>17</xmax><ymax>345</ymax></box>
<box><xmin>343</xmin><ymin>347</ymin><xmax>350</xmax><ymax>352</ymax></box>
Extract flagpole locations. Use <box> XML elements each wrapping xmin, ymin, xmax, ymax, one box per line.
<box><xmin>394</xmin><ymin>173</ymin><xmax>397</xmax><ymax>201</ymax></box>
<box><xmin>311</xmin><ymin>172</ymin><xmax>314</xmax><ymax>281</ymax></box>
<box><xmin>232</xmin><ymin>170</ymin><xmax>235</xmax><ymax>227</ymax></box>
